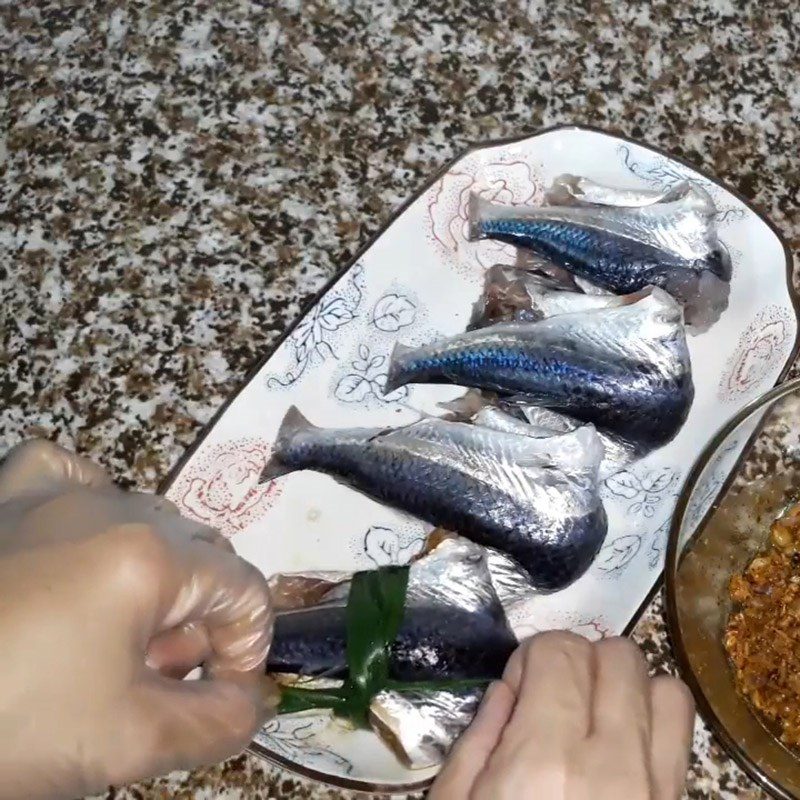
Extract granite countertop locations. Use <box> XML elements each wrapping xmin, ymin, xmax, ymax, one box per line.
<box><xmin>2</xmin><ymin>1</ymin><xmax>799</xmax><ymax>797</ymax></box>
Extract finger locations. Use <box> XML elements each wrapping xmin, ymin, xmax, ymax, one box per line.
<box><xmin>429</xmin><ymin>681</ymin><xmax>516</xmax><ymax>800</ymax></box>
<box><xmin>147</xmin><ymin>622</ymin><xmax>212</xmax><ymax>679</ymax></box>
<box><xmin>120</xmin><ymin>671</ymin><xmax>280</xmax><ymax>781</ymax></box>
<box><xmin>591</xmin><ymin>638</ymin><xmax>650</xmax><ymax>746</ymax></box>
<box><xmin>0</xmin><ymin>440</ymin><xmax>111</xmax><ymax>501</ymax></box>
<box><xmin>123</xmin><ymin>493</ymin><xmax>234</xmax><ymax>552</ymax></box>
<box><xmin>649</xmin><ymin>676</ymin><xmax>695</xmax><ymax>800</ymax></box>
<box><xmin>498</xmin><ymin>631</ymin><xmax>593</xmax><ymax>752</ymax></box>
<box><xmin>116</xmin><ymin>518</ymin><xmax>274</xmax><ymax>675</ymax></box>
<box><xmin>193</xmin><ymin>527</ymin><xmax>235</xmax><ymax>553</ymax></box>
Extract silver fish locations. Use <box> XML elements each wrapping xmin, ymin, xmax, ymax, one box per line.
<box><xmin>260</xmin><ymin>408</ymin><xmax>607</xmax><ymax>591</ymax></box>
<box><xmin>510</xmin><ymin>402</ymin><xmax>638</xmax><ymax>478</ymax></box>
<box><xmin>386</xmin><ymin>288</ymin><xmax>693</xmax><ymax>451</ymax></box>
<box><xmin>366</xmin><ymin>541</ymin><xmax>535</xmax><ymax>771</ymax></box>
<box><xmin>268</xmin><ymin>537</ymin><xmax>518</xmax><ymax>681</ymax></box>
<box><xmin>370</xmin><ymin>686</ymin><xmax>484</xmax><ymax>769</ymax></box>
<box><xmin>270</xmin><ymin>534</ymin><xmax>534</xmax><ymax>634</ymax></box>
<box><xmin>442</xmin><ymin>391</ymin><xmax>579</xmax><ymax>436</ymax></box>
<box><xmin>468</xmin><ymin>178</ymin><xmax>731</xmax><ymax>328</ymax></box>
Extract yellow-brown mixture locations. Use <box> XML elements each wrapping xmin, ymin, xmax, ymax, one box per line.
<box><xmin>724</xmin><ymin>502</ymin><xmax>800</xmax><ymax>746</ymax></box>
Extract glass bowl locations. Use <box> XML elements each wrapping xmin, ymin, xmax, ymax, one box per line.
<box><xmin>666</xmin><ymin>376</ymin><xmax>800</xmax><ymax>799</ymax></box>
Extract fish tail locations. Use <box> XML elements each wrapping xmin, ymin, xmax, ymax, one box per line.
<box><xmin>383</xmin><ymin>342</ymin><xmax>415</xmax><ymax>394</ymax></box>
<box><xmin>259</xmin><ymin>406</ymin><xmax>317</xmax><ymax>483</ymax></box>
<box><xmin>467</xmin><ymin>193</ymin><xmax>493</xmax><ymax>241</ymax></box>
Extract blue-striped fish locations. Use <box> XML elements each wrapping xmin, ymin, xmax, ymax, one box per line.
<box><xmin>469</xmin><ymin>177</ymin><xmax>730</xmax><ymax>328</ymax></box>
<box><xmin>385</xmin><ymin>288</ymin><xmax>693</xmax><ymax>449</ymax></box>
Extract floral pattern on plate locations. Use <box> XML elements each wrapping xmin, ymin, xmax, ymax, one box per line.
<box><xmin>719</xmin><ymin>305</ymin><xmax>795</xmax><ymax>402</ymax></box>
<box><xmin>168</xmin><ymin>437</ymin><xmax>281</xmax><ymax>537</ymax></box>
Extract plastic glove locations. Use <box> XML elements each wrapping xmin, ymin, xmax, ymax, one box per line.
<box><xmin>430</xmin><ymin>632</ymin><xmax>694</xmax><ymax>800</ymax></box>
<box><xmin>0</xmin><ymin>440</ymin><xmax>278</xmax><ymax>800</ymax></box>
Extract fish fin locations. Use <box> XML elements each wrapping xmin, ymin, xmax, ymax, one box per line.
<box><xmin>258</xmin><ymin>406</ymin><xmax>316</xmax><ymax>483</ymax></box>
<box><xmin>467</xmin><ymin>193</ymin><xmax>492</xmax><ymax>240</ymax></box>
<box><xmin>384</xmin><ymin>342</ymin><xmax>414</xmax><ymax>394</ymax></box>
<box><xmin>259</xmin><ymin>456</ymin><xmax>292</xmax><ymax>483</ymax></box>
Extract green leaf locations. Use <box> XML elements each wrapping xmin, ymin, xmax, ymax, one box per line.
<box><xmin>342</xmin><ymin>565</ymin><xmax>409</xmax><ymax>724</ymax></box>
<box><xmin>278</xmin><ymin>686</ymin><xmax>349</xmax><ymax>715</ymax></box>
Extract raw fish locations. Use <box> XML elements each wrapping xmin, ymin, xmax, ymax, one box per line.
<box><xmin>260</xmin><ymin>408</ymin><xmax>607</xmax><ymax>591</ymax></box>
<box><xmin>545</xmin><ymin>173</ymin><xmax>693</xmax><ymax>208</ymax></box>
<box><xmin>267</xmin><ymin>538</ymin><xmax>517</xmax><ymax>680</ymax></box>
<box><xmin>370</xmin><ymin>686</ymin><xmax>484</xmax><ymax>769</ymax></box>
<box><xmin>442</xmin><ymin>389</ymin><xmax>638</xmax><ymax>479</ymax></box>
<box><xmin>385</xmin><ymin>288</ymin><xmax>693</xmax><ymax>450</ymax></box>
<box><xmin>468</xmin><ymin>178</ymin><xmax>731</xmax><ymax>327</ymax></box>
<box><xmin>470</xmin><ymin>263</ymin><xmax>628</xmax><ymax>329</ymax></box>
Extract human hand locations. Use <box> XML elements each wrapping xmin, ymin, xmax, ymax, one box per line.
<box><xmin>0</xmin><ymin>440</ymin><xmax>277</xmax><ymax>800</ymax></box>
<box><xmin>430</xmin><ymin>632</ymin><xmax>694</xmax><ymax>800</ymax></box>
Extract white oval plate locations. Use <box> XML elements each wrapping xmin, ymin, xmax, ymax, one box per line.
<box><xmin>162</xmin><ymin>125</ymin><xmax>799</xmax><ymax>793</ymax></box>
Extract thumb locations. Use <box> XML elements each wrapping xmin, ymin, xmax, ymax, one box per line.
<box><xmin>119</xmin><ymin>671</ymin><xmax>280</xmax><ymax>781</ymax></box>
<box><xmin>0</xmin><ymin>440</ymin><xmax>111</xmax><ymax>502</ymax></box>
<box><xmin>429</xmin><ymin>680</ymin><xmax>516</xmax><ymax>800</ymax></box>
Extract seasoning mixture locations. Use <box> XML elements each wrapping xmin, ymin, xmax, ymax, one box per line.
<box><xmin>724</xmin><ymin>501</ymin><xmax>800</xmax><ymax>746</ymax></box>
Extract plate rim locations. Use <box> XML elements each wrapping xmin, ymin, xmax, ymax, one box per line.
<box><xmin>157</xmin><ymin>122</ymin><xmax>800</xmax><ymax>794</ymax></box>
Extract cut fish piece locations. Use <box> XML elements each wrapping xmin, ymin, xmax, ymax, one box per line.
<box><xmin>386</xmin><ymin>288</ymin><xmax>694</xmax><ymax>451</ymax></box>
<box><xmin>260</xmin><ymin>408</ymin><xmax>607</xmax><ymax>592</ymax></box>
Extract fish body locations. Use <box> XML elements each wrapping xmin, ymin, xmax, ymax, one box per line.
<box><xmin>268</xmin><ymin>603</ymin><xmax>513</xmax><ymax>681</ymax></box>
<box><xmin>386</xmin><ymin>288</ymin><xmax>693</xmax><ymax>449</ymax></box>
<box><xmin>261</xmin><ymin>409</ymin><xmax>607</xmax><ymax>591</ymax></box>
<box><xmin>468</xmin><ymin>180</ymin><xmax>731</xmax><ymax>328</ymax></box>
<box><xmin>370</xmin><ymin>686</ymin><xmax>484</xmax><ymax>769</ymax></box>
<box><xmin>268</xmin><ymin>538</ymin><xmax>517</xmax><ymax>680</ymax></box>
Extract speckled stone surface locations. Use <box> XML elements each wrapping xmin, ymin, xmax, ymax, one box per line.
<box><xmin>2</xmin><ymin>1</ymin><xmax>799</xmax><ymax>797</ymax></box>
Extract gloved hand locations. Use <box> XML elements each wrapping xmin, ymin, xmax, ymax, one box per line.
<box><xmin>0</xmin><ymin>440</ymin><xmax>278</xmax><ymax>800</ymax></box>
<box><xmin>430</xmin><ymin>631</ymin><xmax>695</xmax><ymax>800</ymax></box>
